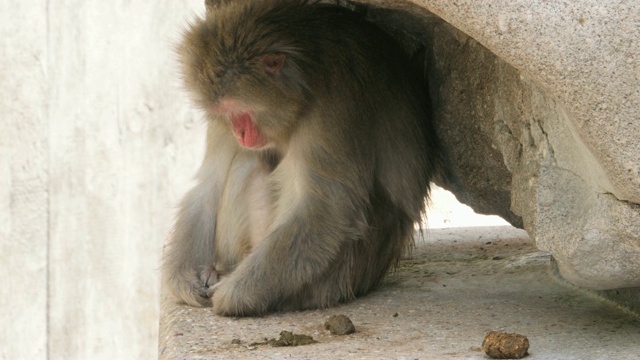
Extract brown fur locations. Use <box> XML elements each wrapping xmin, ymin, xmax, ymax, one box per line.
<box><xmin>161</xmin><ymin>0</ymin><xmax>441</xmax><ymax>316</ymax></box>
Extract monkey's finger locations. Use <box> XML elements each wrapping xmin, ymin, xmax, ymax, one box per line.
<box><xmin>198</xmin><ymin>265</ymin><xmax>220</xmax><ymax>287</ymax></box>
<box><xmin>210</xmin><ymin>281</ymin><xmax>222</xmax><ymax>292</ymax></box>
<box><xmin>197</xmin><ymin>286</ymin><xmax>211</xmax><ymax>299</ymax></box>
<box><xmin>204</xmin><ymin>281</ymin><xmax>222</xmax><ymax>299</ymax></box>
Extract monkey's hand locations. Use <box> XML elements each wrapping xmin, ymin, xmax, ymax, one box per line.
<box><xmin>211</xmin><ymin>239</ymin><xmax>293</xmax><ymax>316</ymax></box>
<box><xmin>211</xmin><ymin>274</ymin><xmax>265</xmax><ymax>316</ymax></box>
<box><xmin>165</xmin><ymin>265</ymin><xmax>220</xmax><ymax>307</ymax></box>
<box><xmin>211</xmin><ymin>205</ymin><xmax>346</xmax><ymax>316</ymax></box>
<box><xmin>197</xmin><ymin>265</ymin><xmax>220</xmax><ymax>302</ymax></box>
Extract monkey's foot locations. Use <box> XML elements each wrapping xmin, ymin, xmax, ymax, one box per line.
<box><xmin>195</xmin><ymin>265</ymin><xmax>219</xmax><ymax>305</ymax></box>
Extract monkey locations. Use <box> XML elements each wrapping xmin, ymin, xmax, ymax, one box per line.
<box><xmin>161</xmin><ymin>0</ymin><xmax>442</xmax><ymax>316</ymax></box>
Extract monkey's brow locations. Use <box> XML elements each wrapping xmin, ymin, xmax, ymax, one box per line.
<box><xmin>218</xmin><ymin>67</ymin><xmax>238</xmax><ymax>81</ymax></box>
<box><xmin>215</xmin><ymin>55</ymin><xmax>253</xmax><ymax>75</ymax></box>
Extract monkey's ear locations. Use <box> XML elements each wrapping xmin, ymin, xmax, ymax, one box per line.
<box><xmin>261</xmin><ymin>53</ymin><xmax>286</xmax><ymax>74</ymax></box>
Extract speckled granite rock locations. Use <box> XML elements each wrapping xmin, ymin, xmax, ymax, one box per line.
<box><xmin>356</xmin><ymin>0</ymin><xmax>640</xmax><ymax>290</ymax></box>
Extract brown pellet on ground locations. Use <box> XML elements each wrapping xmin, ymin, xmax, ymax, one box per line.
<box><xmin>482</xmin><ymin>330</ymin><xmax>529</xmax><ymax>359</ymax></box>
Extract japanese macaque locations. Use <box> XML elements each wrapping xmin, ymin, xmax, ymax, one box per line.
<box><xmin>162</xmin><ymin>0</ymin><xmax>442</xmax><ymax>316</ymax></box>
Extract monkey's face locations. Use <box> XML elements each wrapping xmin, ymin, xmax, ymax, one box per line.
<box><xmin>179</xmin><ymin>10</ymin><xmax>312</xmax><ymax>150</ymax></box>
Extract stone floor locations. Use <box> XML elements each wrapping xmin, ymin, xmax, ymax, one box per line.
<box><xmin>159</xmin><ymin>225</ymin><xmax>640</xmax><ymax>359</ymax></box>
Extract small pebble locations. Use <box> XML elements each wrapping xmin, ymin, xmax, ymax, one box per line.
<box><xmin>482</xmin><ymin>330</ymin><xmax>529</xmax><ymax>359</ymax></box>
<box><xmin>324</xmin><ymin>314</ymin><xmax>356</xmax><ymax>335</ymax></box>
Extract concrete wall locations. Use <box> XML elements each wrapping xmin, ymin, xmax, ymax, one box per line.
<box><xmin>1</xmin><ymin>1</ymin><xmax>203</xmax><ymax>358</ymax></box>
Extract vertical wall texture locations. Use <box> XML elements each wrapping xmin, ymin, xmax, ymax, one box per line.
<box><xmin>0</xmin><ymin>2</ymin><xmax>49</xmax><ymax>358</ymax></box>
<box><xmin>1</xmin><ymin>1</ymin><xmax>203</xmax><ymax>358</ymax></box>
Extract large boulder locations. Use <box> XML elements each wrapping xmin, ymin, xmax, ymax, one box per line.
<box><xmin>357</xmin><ymin>0</ymin><xmax>640</xmax><ymax>291</ymax></box>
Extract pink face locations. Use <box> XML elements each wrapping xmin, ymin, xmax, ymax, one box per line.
<box><xmin>229</xmin><ymin>111</ymin><xmax>266</xmax><ymax>148</ymax></box>
<box><xmin>210</xmin><ymin>53</ymin><xmax>286</xmax><ymax>150</ymax></box>
<box><xmin>213</xmin><ymin>99</ymin><xmax>266</xmax><ymax>149</ymax></box>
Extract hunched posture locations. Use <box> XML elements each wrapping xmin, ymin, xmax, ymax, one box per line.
<box><xmin>162</xmin><ymin>0</ymin><xmax>442</xmax><ymax>316</ymax></box>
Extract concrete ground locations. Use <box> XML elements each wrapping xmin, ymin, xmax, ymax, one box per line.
<box><xmin>159</xmin><ymin>189</ymin><xmax>640</xmax><ymax>359</ymax></box>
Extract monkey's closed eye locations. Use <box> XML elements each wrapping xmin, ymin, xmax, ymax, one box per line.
<box><xmin>261</xmin><ymin>53</ymin><xmax>286</xmax><ymax>73</ymax></box>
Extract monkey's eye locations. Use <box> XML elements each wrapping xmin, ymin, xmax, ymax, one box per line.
<box><xmin>261</xmin><ymin>53</ymin><xmax>286</xmax><ymax>74</ymax></box>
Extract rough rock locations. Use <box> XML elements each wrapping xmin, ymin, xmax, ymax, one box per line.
<box><xmin>355</xmin><ymin>0</ymin><xmax>640</xmax><ymax>291</ymax></box>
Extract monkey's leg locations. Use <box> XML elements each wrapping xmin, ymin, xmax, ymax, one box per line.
<box><xmin>211</xmin><ymin>151</ymin><xmax>272</xmax><ymax>275</ymax></box>
<box><xmin>211</xmin><ymin>212</ymin><xmax>344</xmax><ymax>315</ymax></box>
<box><xmin>162</xmin><ymin>180</ymin><xmax>221</xmax><ymax>307</ymax></box>
<box><xmin>162</xmin><ymin>122</ymin><xmax>238</xmax><ymax>307</ymax></box>
<box><xmin>211</xmin><ymin>148</ymin><xmax>368</xmax><ymax>316</ymax></box>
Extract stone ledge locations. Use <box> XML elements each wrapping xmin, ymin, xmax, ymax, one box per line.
<box><xmin>159</xmin><ymin>227</ymin><xmax>640</xmax><ymax>359</ymax></box>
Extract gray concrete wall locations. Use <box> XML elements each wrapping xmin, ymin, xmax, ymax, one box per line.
<box><xmin>0</xmin><ymin>1</ymin><xmax>203</xmax><ymax>358</ymax></box>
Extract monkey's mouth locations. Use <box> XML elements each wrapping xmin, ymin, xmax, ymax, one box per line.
<box><xmin>230</xmin><ymin>112</ymin><xmax>265</xmax><ymax>149</ymax></box>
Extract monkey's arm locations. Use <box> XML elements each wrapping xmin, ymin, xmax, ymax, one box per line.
<box><xmin>211</xmin><ymin>202</ymin><xmax>357</xmax><ymax>315</ymax></box>
<box><xmin>161</xmin><ymin>121</ymin><xmax>238</xmax><ymax>307</ymax></box>
<box><xmin>211</xmin><ymin>145</ymin><xmax>369</xmax><ymax>316</ymax></box>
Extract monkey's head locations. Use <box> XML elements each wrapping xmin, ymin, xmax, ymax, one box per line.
<box><xmin>179</xmin><ymin>1</ymin><xmax>316</xmax><ymax>150</ymax></box>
